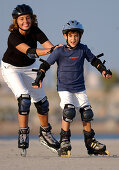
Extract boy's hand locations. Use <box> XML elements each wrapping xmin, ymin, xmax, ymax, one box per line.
<box><xmin>32</xmin><ymin>69</ymin><xmax>45</xmax><ymax>88</ymax></box>
<box><xmin>102</xmin><ymin>70</ymin><xmax>112</xmax><ymax>79</ymax></box>
<box><xmin>32</xmin><ymin>81</ymin><xmax>42</xmax><ymax>88</ymax></box>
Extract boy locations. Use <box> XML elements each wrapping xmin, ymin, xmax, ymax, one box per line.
<box><xmin>32</xmin><ymin>20</ymin><xmax>112</xmax><ymax>157</ymax></box>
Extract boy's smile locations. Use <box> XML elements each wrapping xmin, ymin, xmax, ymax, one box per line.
<box><xmin>64</xmin><ymin>31</ymin><xmax>80</xmax><ymax>48</ymax></box>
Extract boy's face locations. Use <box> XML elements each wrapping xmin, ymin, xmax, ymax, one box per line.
<box><xmin>64</xmin><ymin>31</ymin><xmax>80</xmax><ymax>48</ymax></box>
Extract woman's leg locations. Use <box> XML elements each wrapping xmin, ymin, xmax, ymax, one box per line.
<box><xmin>18</xmin><ymin>113</ymin><xmax>29</xmax><ymax>128</ymax></box>
<box><xmin>37</xmin><ymin>114</ymin><xmax>48</xmax><ymax>127</ymax></box>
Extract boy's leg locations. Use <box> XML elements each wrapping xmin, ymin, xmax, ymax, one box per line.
<box><xmin>83</xmin><ymin>121</ymin><xmax>91</xmax><ymax>132</ymax></box>
<box><xmin>62</xmin><ymin>119</ymin><xmax>70</xmax><ymax>131</ymax></box>
<box><xmin>58</xmin><ymin>120</ymin><xmax>72</xmax><ymax>157</ymax></box>
<box><xmin>59</xmin><ymin>103</ymin><xmax>76</xmax><ymax>157</ymax></box>
<box><xmin>80</xmin><ymin>107</ymin><xmax>110</xmax><ymax>156</ymax></box>
<box><xmin>58</xmin><ymin>91</ymin><xmax>76</xmax><ymax>157</ymax></box>
<box><xmin>75</xmin><ymin>91</ymin><xmax>110</xmax><ymax>156</ymax></box>
<box><xmin>83</xmin><ymin>127</ymin><xmax>110</xmax><ymax>156</ymax></box>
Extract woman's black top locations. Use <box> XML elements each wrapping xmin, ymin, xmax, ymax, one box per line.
<box><xmin>2</xmin><ymin>26</ymin><xmax>48</xmax><ymax>67</ymax></box>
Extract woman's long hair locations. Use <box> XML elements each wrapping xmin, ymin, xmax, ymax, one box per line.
<box><xmin>9</xmin><ymin>14</ymin><xmax>38</xmax><ymax>32</ymax></box>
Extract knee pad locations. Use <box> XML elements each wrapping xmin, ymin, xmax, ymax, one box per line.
<box><xmin>63</xmin><ymin>104</ymin><xmax>76</xmax><ymax>123</ymax></box>
<box><xmin>34</xmin><ymin>96</ymin><xmax>49</xmax><ymax>115</ymax></box>
<box><xmin>18</xmin><ymin>94</ymin><xmax>31</xmax><ymax>115</ymax></box>
<box><xmin>80</xmin><ymin>105</ymin><xmax>94</xmax><ymax>122</ymax></box>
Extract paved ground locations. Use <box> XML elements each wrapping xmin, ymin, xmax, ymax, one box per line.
<box><xmin>0</xmin><ymin>139</ymin><xmax>119</xmax><ymax>170</ymax></box>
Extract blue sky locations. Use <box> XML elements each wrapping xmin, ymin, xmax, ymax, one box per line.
<box><xmin>0</xmin><ymin>0</ymin><xmax>119</xmax><ymax>73</ymax></box>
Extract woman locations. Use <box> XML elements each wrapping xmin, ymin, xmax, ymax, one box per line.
<box><xmin>1</xmin><ymin>4</ymin><xmax>59</xmax><ymax>156</ymax></box>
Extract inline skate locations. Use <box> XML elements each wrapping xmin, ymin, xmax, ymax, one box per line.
<box><xmin>58</xmin><ymin>129</ymin><xmax>72</xmax><ymax>157</ymax></box>
<box><xmin>39</xmin><ymin>123</ymin><xmax>60</xmax><ymax>153</ymax></box>
<box><xmin>83</xmin><ymin>129</ymin><xmax>110</xmax><ymax>156</ymax></box>
<box><xmin>18</xmin><ymin>127</ymin><xmax>30</xmax><ymax>157</ymax></box>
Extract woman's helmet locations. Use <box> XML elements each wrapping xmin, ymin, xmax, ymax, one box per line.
<box><xmin>62</xmin><ymin>20</ymin><xmax>84</xmax><ymax>35</ymax></box>
<box><xmin>12</xmin><ymin>4</ymin><xmax>33</xmax><ymax>19</ymax></box>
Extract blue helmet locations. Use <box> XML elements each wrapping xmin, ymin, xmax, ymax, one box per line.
<box><xmin>62</xmin><ymin>20</ymin><xmax>84</xmax><ymax>34</ymax></box>
<box><xmin>12</xmin><ymin>4</ymin><xmax>33</xmax><ymax>19</ymax></box>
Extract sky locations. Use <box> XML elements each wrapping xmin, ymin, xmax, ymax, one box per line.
<box><xmin>0</xmin><ymin>0</ymin><xmax>119</xmax><ymax>73</ymax></box>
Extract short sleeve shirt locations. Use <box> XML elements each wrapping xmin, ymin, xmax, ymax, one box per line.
<box><xmin>47</xmin><ymin>44</ymin><xmax>95</xmax><ymax>92</ymax></box>
<box><xmin>2</xmin><ymin>26</ymin><xmax>48</xmax><ymax>67</ymax></box>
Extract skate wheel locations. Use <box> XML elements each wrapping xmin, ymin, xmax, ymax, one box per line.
<box><xmin>20</xmin><ymin>149</ymin><xmax>27</xmax><ymax>157</ymax></box>
<box><xmin>95</xmin><ymin>150</ymin><xmax>111</xmax><ymax>156</ymax></box>
<box><xmin>104</xmin><ymin>150</ymin><xmax>110</xmax><ymax>156</ymax></box>
<box><xmin>40</xmin><ymin>139</ymin><xmax>58</xmax><ymax>153</ymax></box>
<box><xmin>60</xmin><ymin>151</ymin><xmax>71</xmax><ymax>158</ymax></box>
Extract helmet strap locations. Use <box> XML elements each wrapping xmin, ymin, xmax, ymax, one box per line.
<box><xmin>66</xmin><ymin>34</ymin><xmax>79</xmax><ymax>50</ymax></box>
<box><xmin>17</xmin><ymin>23</ymin><xmax>30</xmax><ymax>32</ymax></box>
<box><xmin>66</xmin><ymin>39</ymin><xmax>74</xmax><ymax>49</ymax></box>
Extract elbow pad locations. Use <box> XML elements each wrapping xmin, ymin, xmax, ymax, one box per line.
<box><xmin>39</xmin><ymin>58</ymin><xmax>50</xmax><ymax>72</ymax></box>
<box><xmin>91</xmin><ymin>57</ymin><xmax>106</xmax><ymax>73</ymax></box>
<box><xmin>26</xmin><ymin>48</ymin><xmax>39</xmax><ymax>59</ymax></box>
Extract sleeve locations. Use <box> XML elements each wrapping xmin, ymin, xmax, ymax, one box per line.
<box><xmin>8</xmin><ymin>32</ymin><xmax>24</xmax><ymax>47</ymax></box>
<box><xmin>84</xmin><ymin>45</ymin><xmax>95</xmax><ymax>62</ymax></box>
<box><xmin>35</xmin><ymin>27</ymin><xmax>49</xmax><ymax>44</ymax></box>
<box><xmin>47</xmin><ymin>48</ymin><xmax>60</xmax><ymax>65</ymax></box>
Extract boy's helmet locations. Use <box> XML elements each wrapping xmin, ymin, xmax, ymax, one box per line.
<box><xmin>62</xmin><ymin>20</ymin><xmax>84</xmax><ymax>34</ymax></box>
<box><xmin>12</xmin><ymin>4</ymin><xmax>33</xmax><ymax>19</ymax></box>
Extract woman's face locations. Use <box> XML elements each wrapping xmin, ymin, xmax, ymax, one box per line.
<box><xmin>17</xmin><ymin>14</ymin><xmax>32</xmax><ymax>32</ymax></box>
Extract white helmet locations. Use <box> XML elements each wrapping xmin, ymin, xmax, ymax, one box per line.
<box><xmin>62</xmin><ymin>20</ymin><xmax>84</xmax><ymax>34</ymax></box>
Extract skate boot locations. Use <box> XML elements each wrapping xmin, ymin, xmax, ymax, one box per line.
<box><xmin>58</xmin><ymin>129</ymin><xmax>72</xmax><ymax>158</ymax></box>
<box><xmin>83</xmin><ymin>129</ymin><xmax>110</xmax><ymax>156</ymax></box>
<box><xmin>18</xmin><ymin>127</ymin><xmax>30</xmax><ymax>157</ymax></box>
<box><xmin>39</xmin><ymin>123</ymin><xmax>60</xmax><ymax>153</ymax></box>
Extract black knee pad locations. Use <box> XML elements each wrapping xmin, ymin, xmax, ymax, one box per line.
<box><xmin>80</xmin><ymin>105</ymin><xmax>94</xmax><ymax>122</ymax></box>
<box><xmin>34</xmin><ymin>96</ymin><xmax>49</xmax><ymax>115</ymax></box>
<box><xmin>63</xmin><ymin>104</ymin><xmax>76</xmax><ymax>122</ymax></box>
<box><xmin>17</xmin><ymin>94</ymin><xmax>31</xmax><ymax>115</ymax></box>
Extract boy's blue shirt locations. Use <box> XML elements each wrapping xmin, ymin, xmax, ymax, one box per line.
<box><xmin>47</xmin><ymin>43</ymin><xmax>95</xmax><ymax>92</ymax></box>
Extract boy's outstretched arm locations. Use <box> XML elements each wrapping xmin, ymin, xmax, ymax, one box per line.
<box><xmin>91</xmin><ymin>55</ymin><xmax>112</xmax><ymax>79</ymax></box>
<box><xmin>32</xmin><ymin>59</ymin><xmax>50</xmax><ymax>88</ymax></box>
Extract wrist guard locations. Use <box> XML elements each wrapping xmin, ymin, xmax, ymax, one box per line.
<box><xmin>91</xmin><ymin>54</ymin><xmax>112</xmax><ymax>76</ymax></box>
<box><xmin>32</xmin><ymin>70</ymin><xmax>45</xmax><ymax>87</ymax></box>
<box><xmin>26</xmin><ymin>48</ymin><xmax>39</xmax><ymax>59</ymax></box>
<box><xmin>91</xmin><ymin>57</ymin><xmax>106</xmax><ymax>73</ymax></box>
<box><xmin>32</xmin><ymin>58</ymin><xmax>50</xmax><ymax>87</ymax></box>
